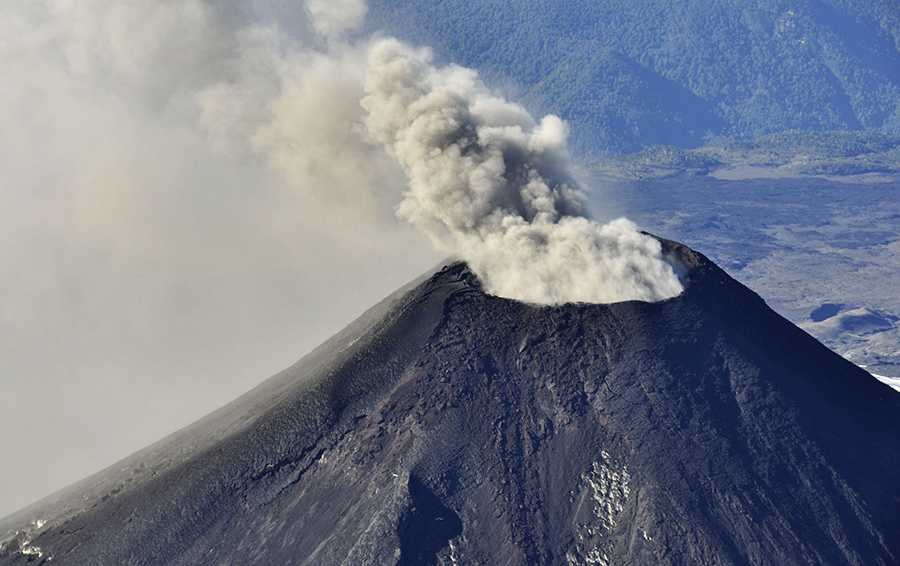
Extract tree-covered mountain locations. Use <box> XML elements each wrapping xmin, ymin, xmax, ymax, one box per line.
<box><xmin>364</xmin><ymin>0</ymin><xmax>900</xmax><ymax>158</ymax></box>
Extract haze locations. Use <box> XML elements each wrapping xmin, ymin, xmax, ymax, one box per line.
<box><xmin>1</xmin><ymin>0</ymin><xmax>668</xmax><ymax>518</ymax></box>
<box><xmin>0</xmin><ymin>0</ymin><xmax>444</xmax><ymax>518</ymax></box>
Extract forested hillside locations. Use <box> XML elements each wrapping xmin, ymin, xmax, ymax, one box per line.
<box><xmin>364</xmin><ymin>0</ymin><xmax>900</xmax><ymax>158</ymax></box>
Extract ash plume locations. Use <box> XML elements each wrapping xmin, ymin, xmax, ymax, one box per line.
<box><xmin>0</xmin><ymin>0</ymin><xmax>682</xmax><ymax>518</ymax></box>
<box><xmin>361</xmin><ymin>40</ymin><xmax>684</xmax><ymax>304</ymax></box>
<box><xmin>306</xmin><ymin>0</ymin><xmax>368</xmax><ymax>38</ymax></box>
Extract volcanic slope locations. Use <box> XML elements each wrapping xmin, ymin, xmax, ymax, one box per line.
<box><xmin>1</xmin><ymin>240</ymin><xmax>899</xmax><ymax>565</ymax></box>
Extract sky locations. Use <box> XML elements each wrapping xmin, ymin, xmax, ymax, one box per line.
<box><xmin>0</xmin><ymin>0</ymin><xmax>688</xmax><ymax>519</ymax></box>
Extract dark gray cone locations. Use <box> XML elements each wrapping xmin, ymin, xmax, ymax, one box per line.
<box><xmin>2</xmin><ymin>239</ymin><xmax>898</xmax><ymax>565</ymax></box>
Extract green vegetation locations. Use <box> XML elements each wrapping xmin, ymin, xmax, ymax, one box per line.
<box><xmin>365</xmin><ymin>0</ymin><xmax>900</xmax><ymax>158</ymax></box>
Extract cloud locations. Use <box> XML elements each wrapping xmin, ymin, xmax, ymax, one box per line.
<box><xmin>305</xmin><ymin>0</ymin><xmax>367</xmax><ymax>38</ymax></box>
<box><xmin>361</xmin><ymin>39</ymin><xmax>684</xmax><ymax>304</ymax></box>
<box><xmin>0</xmin><ymin>0</ymin><xmax>436</xmax><ymax>518</ymax></box>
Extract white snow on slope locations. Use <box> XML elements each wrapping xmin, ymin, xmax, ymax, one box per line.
<box><xmin>870</xmin><ymin>372</ymin><xmax>900</xmax><ymax>393</ymax></box>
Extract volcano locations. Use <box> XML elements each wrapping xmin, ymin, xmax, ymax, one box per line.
<box><xmin>1</xmin><ymin>239</ymin><xmax>899</xmax><ymax>565</ymax></box>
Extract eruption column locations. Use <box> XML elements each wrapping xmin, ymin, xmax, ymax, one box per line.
<box><xmin>362</xmin><ymin>39</ymin><xmax>684</xmax><ymax>305</ymax></box>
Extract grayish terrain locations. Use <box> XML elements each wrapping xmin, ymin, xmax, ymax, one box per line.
<box><xmin>2</xmin><ymin>242</ymin><xmax>898</xmax><ymax>565</ymax></box>
<box><xmin>588</xmin><ymin>167</ymin><xmax>900</xmax><ymax>379</ymax></box>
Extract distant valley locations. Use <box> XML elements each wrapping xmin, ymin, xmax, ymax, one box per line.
<box><xmin>588</xmin><ymin>132</ymin><xmax>900</xmax><ymax>381</ymax></box>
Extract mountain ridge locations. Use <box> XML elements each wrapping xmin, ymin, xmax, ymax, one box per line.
<box><xmin>363</xmin><ymin>0</ymin><xmax>900</xmax><ymax>157</ymax></box>
<box><xmin>2</xmin><ymin>239</ymin><xmax>898</xmax><ymax>565</ymax></box>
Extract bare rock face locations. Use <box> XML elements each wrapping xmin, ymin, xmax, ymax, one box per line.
<box><xmin>2</xmin><ymin>240</ymin><xmax>899</xmax><ymax>565</ymax></box>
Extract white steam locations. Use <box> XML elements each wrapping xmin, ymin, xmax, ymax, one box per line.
<box><xmin>361</xmin><ymin>40</ymin><xmax>684</xmax><ymax>304</ymax></box>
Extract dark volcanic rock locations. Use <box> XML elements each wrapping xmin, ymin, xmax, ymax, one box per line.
<box><xmin>2</xmin><ymin>240</ymin><xmax>899</xmax><ymax>565</ymax></box>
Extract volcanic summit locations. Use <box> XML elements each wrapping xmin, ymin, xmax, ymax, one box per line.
<box><xmin>1</xmin><ymin>239</ymin><xmax>898</xmax><ymax>565</ymax></box>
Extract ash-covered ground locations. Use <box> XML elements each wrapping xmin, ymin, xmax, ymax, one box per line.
<box><xmin>589</xmin><ymin>168</ymin><xmax>900</xmax><ymax>379</ymax></box>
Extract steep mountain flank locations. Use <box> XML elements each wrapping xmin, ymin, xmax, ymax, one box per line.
<box><xmin>2</xmin><ymin>240</ymin><xmax>898</xmax><ymax>565</ymax></box>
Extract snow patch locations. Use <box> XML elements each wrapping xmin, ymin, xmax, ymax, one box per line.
<box><xmin>0</xmin><ymin>529</ymin><xmax>51</xmax><ymax>561</ymax></box>
<box><xmin>584</xmin><ymin>456</ymin><xmax>631</xmax><ymax>532</ymax></box>
<box><xmin>567</xmin><ymin>452</ymin><xmax>632</xmax><ymax>566</ymax></box>
<box><xmin>21</xmin><ymin>543</ymin><xmax>43</xmax><ymax>558</ymax></box>
<box><xmin>870</xmin><ymin>372</ymin><xmax>900</xmax><ymax>393</ymax></box>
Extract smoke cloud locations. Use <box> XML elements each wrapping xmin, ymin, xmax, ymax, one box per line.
<box><xmin>306</xmin><ymin>0</ymin><xmax>368</xmax><ymax>38</ymax></box>
<box><xmin>0</xmin><ymin>0</ymin><xmax>681</xmax><ymax>519</ymax></box>
<box><xmin>361</xmin><ymin>40</ymin><xmax>684</xmax><ymax>304</ymax></box>
<box><xmin>0</xmin><ymin>0</ymin><xmax>435</xmax><ymax>518</ymax></box>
